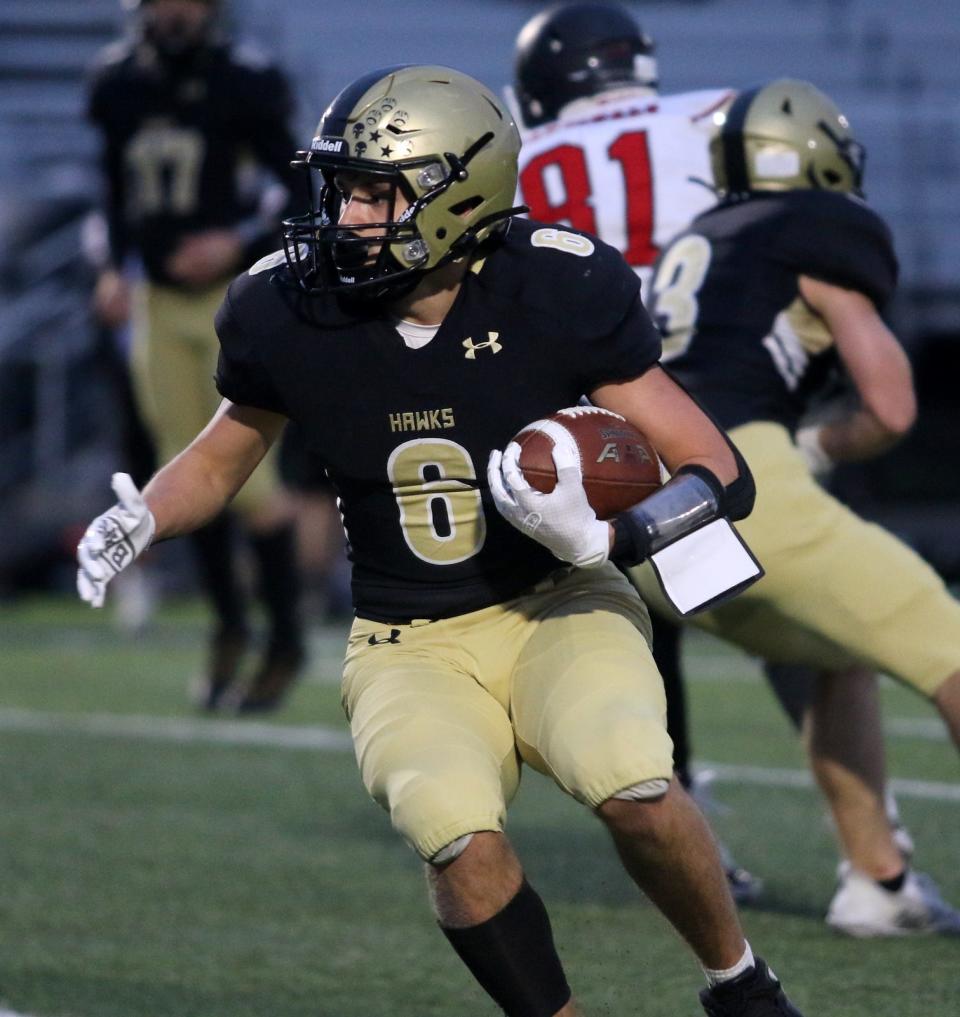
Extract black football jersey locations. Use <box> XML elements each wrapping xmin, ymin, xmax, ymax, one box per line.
<box><xmin>215</xmin><ymin>219</ymin><xmax>662</xmax><ymax>621</ymax></box>
<box><xmin>649</xmin><ymin>190</ymin><xmax>898</xmax><ymax>432</ymax></box>
<box><xmin>87</xmin><ymin>39</ymin><xmax>299</xmax><ymax>286</ymax></box>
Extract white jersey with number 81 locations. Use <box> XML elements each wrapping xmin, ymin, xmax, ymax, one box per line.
<box><xmin>516</xmin><ymin>88</ymin><xmax>732</xmax><ymax>298</ymax></box>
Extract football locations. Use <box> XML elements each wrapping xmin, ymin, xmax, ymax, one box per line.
<box><xmin>512</xmin><ymin>406</ymin><xmax>662</xmax><ymax>519</ymax></box>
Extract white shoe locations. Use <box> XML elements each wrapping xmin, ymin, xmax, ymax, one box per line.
<box><xmin>826</xmin><ymin>867</ymin><xmax>960</xmax><ymax>937</ymax></box>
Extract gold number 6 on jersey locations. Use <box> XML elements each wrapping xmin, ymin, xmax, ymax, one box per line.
<box><xmin>387</xmin><ymin>439</ymin><xmax>487</xmax><ymax>565</ymax></box>
<box><xmin>651</xmin><ymin>233</ymin><xmax>712</xmax><ymax>362</ymax></box>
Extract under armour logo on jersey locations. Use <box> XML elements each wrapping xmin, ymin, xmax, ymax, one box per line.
<box><xmin>463</xmin><ymin>332</ymin><xmax>502</xmax><ymax>359</ymax></box>
<box><xmin>367</xmin><ymin>629</ymin><xmax>402</xmax><ymax>645</ymax></box>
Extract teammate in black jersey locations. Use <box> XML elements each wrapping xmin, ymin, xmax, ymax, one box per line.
<box><xmin>76</xmin><ymin>65</ymin><xmax>804</xmax><ymax>1017</ymax></box>
<box><xmin>634</xmin><ymin>78</ymin><xmax>960</xmax><ymax>937</ymax></box>
<box><xmin>86</xmin><ymin>0</ymin><xmax>305</xmax><ymax>710</ymax></box>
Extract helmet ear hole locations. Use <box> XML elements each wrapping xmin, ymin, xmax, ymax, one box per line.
<box><xmin>449</xmin><ymin>195</ymin><xmax>483</xmax><ymax>217</ymax></box>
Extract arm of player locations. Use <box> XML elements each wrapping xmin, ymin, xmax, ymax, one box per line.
<box><xmin>589</xmin><ymin>366</ymin><xmax>763</xmax><ymax>612</ymax></box>
<box><xmin>591</xmin><ymin>365</ymin><xmax>739</xmax><ymax>485</ymax></box>
<box><xmin>796</xmin><ymin>276</ymin><xmax>916</xmax><ymax>467</ymax></box>
<box><xmin>77</xmin><ymin>400</ymin><xmax>286</xmax><ymax>606</ymax></box>
<box><xmin>590</xmin><ymin>365</ymin><xmax>756</xmax><ymax>566</ymax></box>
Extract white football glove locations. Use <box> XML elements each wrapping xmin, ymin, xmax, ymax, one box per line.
<box><xmin>487</xmin><ymin>432</ymin><xmax>610</xmax><ymax>569</ymax></box>
<box><xmin>77</xmin><ymin>473</ymin><xmax>156</xmax><ymax>608</ymax></box>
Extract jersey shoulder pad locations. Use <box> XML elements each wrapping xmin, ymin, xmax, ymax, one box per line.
<box><xmin>86</xmin><ymin>40</ymin><xmax>136</xmax><ymax>98</ymax></box>
<box><xmin>228</xmin><ymin>252</ymin><xmax>363</xmax><ymax>332</ymax></box>
<box><xmin>777</xmin><ymin>191</ymin><xmax>898</xmax><ymax>308</ymax></box>
<box><xmin>219</xmin><ymin>43</ymin><xmax>292</xmax><ymax>115</ymax></box>
<box><xmin>247</xmin><ymin>248</ymin><xmax>288</xmax><ymax>277</ymax></box>
<box><xmin>219</xmin><ymin>257</ymin><xmax>311</xmax><ymax>351</ymax></box>
<box><xmin>227</xmin><ymin>40</ymin><xmax>274</xmax><ymax>72</ymax></box>
<box><xmin>490</xmin><ymin>218</ymin><xmax>640</xmax><ymax>335</ymax></box>
<box><xmin>88</xmin><ymin>39</ymin><xmax>135</xmax><ymax>76</ymax></box>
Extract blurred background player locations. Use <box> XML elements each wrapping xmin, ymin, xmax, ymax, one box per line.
<box><xmin>512</xmin><ymin>0</ymin><xmax>753</xmax><ymax>900</ymax></box>
<box><xmin>635</xmin><ymin>77</ymin><xmax>960</xmax><ymax>936</ymax></box>
<box><xmin>86</xmin><ymin>0</ymin><xmax>306</xmax><ymax>711</ymax></box>
<box><xmin>512</xmin><ymin>1</ymin><xmax>731</xmax><ymax>301</ymax></box>
<box><xmin>510</xmin><ymin>3</ymin><xmax>933</xmax><ymax>930</ymax></box>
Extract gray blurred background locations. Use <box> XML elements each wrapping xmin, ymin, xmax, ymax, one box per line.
<box><xmin>1</xmin><ymin>0</ymin><xmax>957</xmax><ymax>598</ymax></box>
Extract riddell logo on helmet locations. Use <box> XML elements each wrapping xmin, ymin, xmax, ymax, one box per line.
<box><xmin>311</xmin><ymin>136</ymin><xmax>346</xmax><ymax>154</ymax></box>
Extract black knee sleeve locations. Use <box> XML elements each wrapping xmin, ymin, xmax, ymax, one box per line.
<box><xmin>190</xmin><ymin>512</ymin><xmax>246</xmax><ymax>632</ymax></box>
<box><xmin>652</xmin><ymin>614</ymin><xmax>691</xmax><ymax>786</ymax></box>
<box><xmin>763</xmin><ymin>661</ymin><xmax>818</xmax><ymax>732</ymax></box>
<box><xmin>250</xmin><ymin>522</ymin><xmax>303</xmax><ymax>650</ymax></box>
<box><xmin>440</xmin><ymin>880</ymin><xmax>571</xmax><ymax>1017</ymax></box>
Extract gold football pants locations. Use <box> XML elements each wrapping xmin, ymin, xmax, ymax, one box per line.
<box><xmin>342</xmin><ymin>563</ymin><xmax>673</xmax><ymax>860</ymax></box>
<box><xmin>129</xmin><ymin>279</ymin><xmax>278</xmax><ymax>514</ymax></box>
<box><xmin>631</xmin><ymin>421</ymin><xmax>960</xmax><ymax>698</ymax></box>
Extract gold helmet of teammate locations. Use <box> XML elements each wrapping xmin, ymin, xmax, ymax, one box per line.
<box><xmin>710</xmin><ymin>78</ymin><xmax>865</xmax><ymax>198</ymax></box>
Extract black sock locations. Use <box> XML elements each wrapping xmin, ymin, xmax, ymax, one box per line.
<box><xmin>878</xmin><ymin>870</ymin><xmax>907</xmax><ymax>893</ymax></box>
<box><xmin>440</xmin><ymin>880</ymin><xmax>570</xmax><ymax>1017</ymax></box>
<box><xmin>190</xmin><ymin>513</ymin><xmax>247</xmax><ymax>634</ymax></box>
<box><xmin>250</xmin><ymin>523</ymin><xmax>303</xmax><ymax>651</ymax></box>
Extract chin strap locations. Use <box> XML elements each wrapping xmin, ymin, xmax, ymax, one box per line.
<box><xmin>443</xmin><ymin>205</ymin><xmax>529</xmax><ymax>262</ymax></box>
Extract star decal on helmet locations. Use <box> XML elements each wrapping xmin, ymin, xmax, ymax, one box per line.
<box><xmin>381</xmin><ymin>145</ymin><xmax>393</xmax><ymax>157</ymax></box>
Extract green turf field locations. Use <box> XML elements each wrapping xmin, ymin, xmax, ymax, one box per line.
<box><xmin>2</xmin><ymin>596</ymin><xmax>958</xmax><ymax>1016</ymax></box>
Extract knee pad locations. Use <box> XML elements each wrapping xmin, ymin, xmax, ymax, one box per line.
<box><xmin>611</xmin><ymin>777</ymin><xmax>670</xmax><ymax>802</ymax></box>
<box><xmin>430</xmin><ymin>833</ymin><xmax>474</xmax><ymax>866</ymax></box>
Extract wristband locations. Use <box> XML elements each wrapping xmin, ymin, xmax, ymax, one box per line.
<box><xmin>611</xmin><ymin>468</ymin><xmax>721</xmax><ymax>566</ymax></box>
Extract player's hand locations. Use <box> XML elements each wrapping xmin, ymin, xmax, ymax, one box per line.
<box><xmin>165</xmin><ymin>230</ymin><xmax>244</xmax><ymax>288</ymax></box>
<box><xmin>487</xmin><ymin>438</ymin><xmax>610</xmax><ymax>568</ymax></box>
<box><xmin>794</xmin><ymin>425</ymin><xmax>834</xmax><ymax>478</ymax></box>
<box><xmin>92</xmin><ymin>269</ymin><xmax>132</xmax><ymax>329</ymax></box>
<box><xmin>77</xmin><ymin>473</ymin><xmax>156</xmax><ymax>608</ymax></box>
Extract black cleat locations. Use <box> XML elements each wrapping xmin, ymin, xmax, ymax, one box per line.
<box><xmin>194</xmin><ymin>627</ymin><xmax>249</xmax><ymax>711</ymax></box>
<box><xmin>235</xmin><ymin>642</ymin><xmax>306</xmax><ymax>713</ymax></box>
<box><xmin>700</xmin><ymin>958</ymin><xmax>804</xmax><ymax>1017</ymax></box>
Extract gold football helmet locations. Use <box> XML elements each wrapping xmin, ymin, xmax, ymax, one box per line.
<box><xmin>710</xmin><ymin>79</ymin><xmax>865</xmax><ymax>197</ymax></box>
<box><xmin>283</xmin><ymin>65</ymin><xmax>524</xmax><ymax>299</ymax></box>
